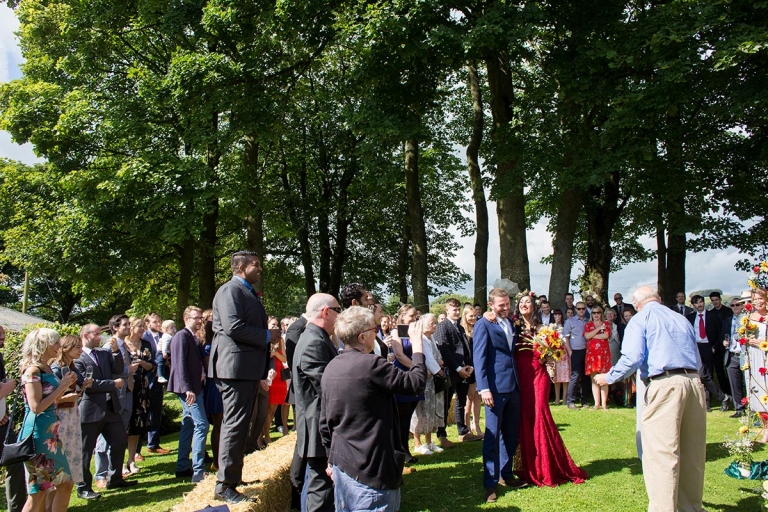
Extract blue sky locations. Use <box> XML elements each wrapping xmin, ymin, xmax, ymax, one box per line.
<box><xmin>0</xmin><ymin>5</ymin><xmax>750</xmax><ymax>302</ymax></box>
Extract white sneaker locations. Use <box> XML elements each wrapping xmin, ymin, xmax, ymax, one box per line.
<box><xmin>427</xmin><ymin>443</ymin><xmax>444</xmax><ymax>453</ymax></box>
<box><xmin>415</xmin><ymin>445</ymin><xmax>433</xmax><ymax>455</ymax></box>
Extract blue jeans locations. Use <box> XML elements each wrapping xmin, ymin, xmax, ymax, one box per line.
<box><xmin>332</xmin><ymin>465</ymin><xmax>400</xmax><ymax>512</ymax></box>
<box><xmin>176</xmin><ymin>392</ymin><xmax>209</xmax><ymax>477</ymax></box>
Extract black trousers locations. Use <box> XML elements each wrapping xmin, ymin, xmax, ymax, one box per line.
<box><xmin>305</xmin><ymin>456</ymin><xmax>334</xmax><ymax>512</ymax></box>
<box><xmin>436</xmin><ymin>385</ymin><xmax>454</xmax><ymax>438</ymax></box>
<box><xmin>215</xmin><ymin>378</ymin><xmax>258</xmax><ymax>493</ymax></box>
<box><xmin>244</xmin><ymin>385</ymin><xmax>269</xmax><ymax>453</ymax></box>
<box><xmin>396</xmin><ymin>400</ymin><xmax>418</xmax><ymax>457</ymax></box>
<box><xmin>697</xmin><ymin>342</ymin><xmax>725</xmax><ymax>407</ymax></box>
<box><xmin>712</xmin><ymin>344</ymin><xmax>732</xmax><ymax>396</ymax></box>
<box><xmin>79</xmin><ymin>407</ymin><xmax>128</xmax><ymax>491</ymax></box>
<box><xmin>725</xmin><ymin>351</ymin><xmax>745</xmax><ymax>411</ymax></box>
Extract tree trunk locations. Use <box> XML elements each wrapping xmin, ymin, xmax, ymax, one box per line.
<box><xmin>584</xmin><ymin>170</ymin><xmax>624</xmax><ymax>304</ymax></box>
<box><xmin>198</xmin><ymin>111</ymin><xmax>220</xmax><ymax>309</ymax></box>
<box><xmin>656</xmin><ymin>221</ymin><xmax>668</xmax><ymax>303</ymax></box>
<box><xmin>398</xmin><ymin>221</ymin><xmax>411</xmax><ymax>305</ymax></box>
<box><xmin>405</xmin><ymin>139</ymin><xmax>429</xmax><ymax>311</ymax></box>
<box><xmin>548</xmin><ymin>186</ymin><xmax>582</xmax><ymax>311</ymax></box>
<box><xmin>666</xmin><ymin>231</ymin><xmax>686</xmax><ymax>302</ymax></box>
<box><xmin>176</xmin><ymin>237</ymin><xmax>195</xmax><ymax>323</ymax></box>
<box><xmin>484</xmin><ymin>50</ymin><xmax>530</xmax><ymax>290</ymax></box>
<box><xmin>466</xmin><ymin>61</ymin><xmax>489</xmax><ymax>308</ymax></box>
<box><xmin>244</xmin><ymin>135</ymin><xmax>265</xmax><ymax>293</ymax></box>
<box><xmin>328</xmin><ymin>146</ymin><xmax>357</xmax><ymax>296</ymax></box>
<box><xmin>663</xmin><ymin>108</ymin><xmax>686</xmax><ymax>302</ymax></box>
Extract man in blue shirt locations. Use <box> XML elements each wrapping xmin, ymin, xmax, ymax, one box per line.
<box><xmin>562</xmin><ymin>302</ymin><xmax>589</xmax><ymax>409</ymax></box>
<box><xmin>595</xmin><ymin>286</ymin><xmax>705</xmax><ymax>512</ymax></box>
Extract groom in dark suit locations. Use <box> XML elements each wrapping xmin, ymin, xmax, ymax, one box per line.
<box><xmin>473</xmin><ymin>288</ymin><xmax>527</xmax><ymax>503</ymax></box>
<box><xmin>75</xmin><ymin>323</ymin><xmax>135</xmax><ymax>499</ymax></box>
<box><xmin>210</xmin><ymin>250</ymin><xmax>280</xmax><ymax>504</ymax></box>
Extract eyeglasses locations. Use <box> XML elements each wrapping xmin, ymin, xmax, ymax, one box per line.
<box><xmin>326</xmin><ymin>306</ymin><xmax>342</xmax><ymax>313</ymax></box>
<box><xmin>188</xmin><ymin>316</ymin><xmax>203</xmax><ymax>320</ymax></box>
<box><xmin>575</xmin><ymin>307</ymin><xmax>586</xmax><ymax>311</ymax></box>
<box><xmin>731</xmin><ymin>304</ymin><xmax>743</xmax><ymax>308</ymax></box>
<box><xmin>358</xmin><ymin>326</ymin><xmax>378</xmax><ymax>336</ymax></box>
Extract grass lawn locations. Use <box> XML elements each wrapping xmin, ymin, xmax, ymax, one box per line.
<box><xmin>1</xmin><ymin>399</ymin><xmax>763</xmax><ymax>511</ymax></box>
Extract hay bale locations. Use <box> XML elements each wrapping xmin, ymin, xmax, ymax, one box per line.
<box><xmin>174</xmin><ymin>432</ymin><xmax>295</xmax><ymax>512</ymax></box>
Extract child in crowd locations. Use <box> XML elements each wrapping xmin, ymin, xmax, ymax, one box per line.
<box><xmin>156</xmin><ymin>319</ymin><xmax>176</xmax><ymax>384</ymax></box>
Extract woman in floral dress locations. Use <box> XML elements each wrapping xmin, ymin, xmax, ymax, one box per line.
<box><xmin>584</xmin><ymin>306</ymin><xmax>613</xmax><ymax>410</ymax></box>
<box><xmin>123</xmin><ymin>317</ymin><xmax>156</xmax><ymax>475</ymax></box>
<box><xmin>18</xmin><ymin>328</ymin><xmax>78</xmax><ymax>512</ymax></box>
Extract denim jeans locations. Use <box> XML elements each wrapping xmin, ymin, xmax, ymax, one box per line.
<box><xmin>332</xmin><ymin>465</ymin><xmax>400</xmax><ymax>512</ymax></box>
<box><xmin>176</xmin><ymin>391</ymin><xmax>209</xmax><ymax>477</ymax></box>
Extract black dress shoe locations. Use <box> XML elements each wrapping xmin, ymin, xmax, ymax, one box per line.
<box><xmin>730</xmin><ymin>411</ymin><xmax>745</xmax><ymax>418</ymax></box>
<box><xmin>215</xmin><ymin>487</ymin><xmax>256</xmax><ymax>504</ymax></box>
<box><xmin>76</xmin><ymin>490</ymin><xmax>101</xmax><ymax>500</ymax></box>
<box><xmin>406</xmin><ymin>457</ymin><xmax>418</xmax><ymax>464</ymax></box>
<box><xmin>175</xmin><ymin>468</ymin><xmax>194</xmax><ymax>478</ymax></box>
<box><xmin>721</xmin><ymin>395</ymin><xmax>732</xmax><ymax>412</ymax></box>
<box><xmin>484</xmin><ymin>487</ymin><xmax>497</xmax><ymax>503</ymax></box>
<box><xmin>500</xmin><ymin>477</ymin><xmax>529</xmax><ymax>489</ymax></box>
<box><xmin>204</xmin><ymin>452</ymin><xmax>214</xmax><ymax>464</ymax></box>
<box><xmin>106</xmin><ymin>479</ymin><xmax>138</xmax><ymax>489</ymax></box>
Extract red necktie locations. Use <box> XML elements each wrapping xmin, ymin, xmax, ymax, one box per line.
<box><xmin>699</xmin><ymin>314</ymin><xmax>706</xmax><ymax>339</ymax></box>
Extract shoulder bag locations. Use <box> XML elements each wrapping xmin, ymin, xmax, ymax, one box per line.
<box><xmin>0</xmin><ymin>384</ymin><xmax>37</xmax><ymax>466</ymax></box>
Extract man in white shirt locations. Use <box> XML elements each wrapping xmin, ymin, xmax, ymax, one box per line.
<box><xmin>538</xmin><ymin>301</ymin><xmax>553</xmax><ymax>325</ymax></box>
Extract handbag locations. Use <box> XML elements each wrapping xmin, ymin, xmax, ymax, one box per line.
<box><xmin>0</xmin><ymin>385</ymin><xmax>36</xmax><ymax>466</ymax></box>
<box><xmin>280</xmin><ymin>367</ymin><xmax>291</xmax><ymax>381</ymax></box>
<box><xmin>433</xmin><ymin>367</ymin><xmax>448</xmax><ymax>393</ymax></box>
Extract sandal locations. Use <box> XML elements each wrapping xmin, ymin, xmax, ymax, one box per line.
<box><xmin>590</xmin><ymin>405</ymin><xmax>599</xmax><ymax>410</ymax></box>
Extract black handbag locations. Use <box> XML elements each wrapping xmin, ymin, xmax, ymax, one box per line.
<box><xmin>280</xmin><ymin>367</ymin><xmax>291</xmax><ymax>381</ymax></box>
<box><xmin>0</xmin><ymin>386</ymin><xmax>36</xmax><ymax>466</ymax></box>
<box><xmin>433</xmin><ymin>367</ymin><xmax>448</xmax><ymax>393</ymax></box>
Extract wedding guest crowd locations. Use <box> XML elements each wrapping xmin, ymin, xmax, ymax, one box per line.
<box><xmin>0</xmin><ymin>249</ymin><xmax>747</xmax><ymax>512</ymax></box>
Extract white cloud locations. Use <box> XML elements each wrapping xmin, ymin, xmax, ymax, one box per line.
<box><xmin>0</xmin><ymin>131</ymin><xmax>43</xmax><ymax>165</ymax></box>
<box><xmin>0</xmin><ymin>5</ymin><xmax>22</xmax><ymax>83</ymax></box>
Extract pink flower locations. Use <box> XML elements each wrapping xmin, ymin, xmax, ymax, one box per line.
<box><xmin>742</xmin><ymin>397</ymin><xmax>750</xmax><ymax>405</ymax></box>
<box><xmin>755</xmin><ymin>266</ymin><xmax>761</xmax><ymax>273</ymax></box>
<box><xmin>762</xmin><ymin>413</ymin><xmax>768</xmax><ymax>422</ymax></box>
<box><xmin>761</xmin><ymin>367</ymin><xmax>768</xmax><ymax>376</ymax></box>
<box><xmin>746</xmin><ymin>303</ymin><xmax>754</xmax><ymax>312</ymax></box>
<box><xmin>44</xmin><ymin>438</ymin><xmax>59</xmax><ymax>453</ymax></box>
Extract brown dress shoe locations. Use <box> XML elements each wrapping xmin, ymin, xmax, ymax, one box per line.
<box><xmin>459</xmin><ymin>433</ymin><xmax>482</xmax><ymax>442</ymax></box>
<box><xmin>438</xmin><ymin>436</ymin><xmax>455</xmax><ymax>449</ymax></box>
<box><xmin>134</xmin><ymin>454</ymin><xmax>145</xmax><ymax>462</ymax></box>
<box><xmin>148</xmin><ymin>447</ymin><xmax>171</xmax><ymax>455</ymax></box>
<box><xmin>484</xmin><ymin>487</ymin><xmax>497</xmax><ymax>503</ymax></box>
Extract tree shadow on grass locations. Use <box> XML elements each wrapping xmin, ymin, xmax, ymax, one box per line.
<box><xmin>579</xmin><ymin>457</ymin><xmax>643</xmax><ymax>477</ymax></box>
<box><xmin>707</xmin><ymin>441</ymin><xmax>731</xmax><ymax>460</ymax></box>
<box><xmin>704</xmin><ymin>490</ymin><xmax>762</xmax><ymax>512</ymax></box>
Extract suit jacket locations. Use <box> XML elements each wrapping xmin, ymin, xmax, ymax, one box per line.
<box><xmin>670</xmin><ymin>303</ymin><xmax>694</xmax><ymax>316</ymax></box>
<box><xmin>473</xmin><ymin>317</ymin><xmax>519</xmax><ymax>395</ymax></box>
<box><xmin>686</xmin><ymin>309</ymin><xmax>723</xmax><ymax>347</ymax></box>
<box><xmin>75</xmin><ymin>347</ymin><xmax>125</xmax><ymax>423</ymax></box>
<box><xmin>610</xmin><ymin>303</ymin><xmax>636</xmax><ymax>322</ymax></box>
<box><xmin>293</xmin><ymin>322</ymin><xmax>338</xmax><ymax>459</ymax></box>
<box><xmin>538</xmin><ymin>312</ymin><xmax>553</xmax><ymax>325</ymax></box>
<box><xmin>433</xmin><ymin>319</ymin><xmax>471</xmax><ymax>384</ymax></box>
<box><xmin>319</xmin><ymin>350</ymin><xmax>426</xmax><ymax>490</ymax></box>
<box><xmin>168</xmin><ymin>327</ymin><xmax>204</xmax><ymax>396</ymax></box>
<box><xmin>210</xmin><ymin>276</ymin><xmax>270</xmax><ymax>381</ymax></box>
<box><xmin>102</xmin><ymin>339</ymin><xmax>131</xmax><ymax>411</ymax></box>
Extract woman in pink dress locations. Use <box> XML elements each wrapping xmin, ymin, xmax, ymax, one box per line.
<box><xmin>551</xmin><ymin>309</ymin><xmax>570</xmax><ymax>405</ymax></box>
<box><xmin>513</xmin><ymin>294</ymin><xmax>587</xmax><ymax>487</ymax></box>
<box><xmin>584</xmin><ymin>306</ymin><xmax>612</xmax><ymax>410</ymax></box>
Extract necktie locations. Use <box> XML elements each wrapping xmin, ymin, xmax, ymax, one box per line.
<box><xmin>699</xmin><ymin>314</ymin><xmax>706</xmax><ymax>339</ymax></box>
<box><xmin>90</xmin><ymin>351</ymin><xmax>100</xmax><ymax>367</ymax></box>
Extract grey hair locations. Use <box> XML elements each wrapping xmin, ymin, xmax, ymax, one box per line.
<box><xmin>632</xmin><ymin>286</ymin><xmax>660</xmax><ymax>307</ymax></box>
<box><xmin>419</xmin><ymin>313</ymin><xmax>435</xmax><ymax>329</ymax></box>
<box><xmin>305</xmin><ymin>293</ymin><xmax>337</xmax><ymax>320</ymax></box>
<box><xmin>335</xmin><ymin>306</ymin><xmax>374</xmax><ymax>348</ymax></box>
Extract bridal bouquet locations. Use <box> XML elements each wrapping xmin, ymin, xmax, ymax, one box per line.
<box><xmin>532</xmin><ymin>324</ymin><xmax>565</xmax><ymax>381</ymax></box>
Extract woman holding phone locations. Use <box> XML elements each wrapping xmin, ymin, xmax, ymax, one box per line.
<box><xmin>584</xmin><ymin>306</ymin><xmax>612</xmax><ymax>410</ymax></box>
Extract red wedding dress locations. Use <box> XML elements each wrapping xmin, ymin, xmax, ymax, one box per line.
<box><xmin>514</xmin><ymin>337</ymin><xmax>588</xmax><ymax>487</ymax></box>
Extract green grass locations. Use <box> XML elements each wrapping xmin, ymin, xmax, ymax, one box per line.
<box><xmin>1</xmin><ymin>400</ymin><xmax>763</xmax><ymax>511</ymax></box>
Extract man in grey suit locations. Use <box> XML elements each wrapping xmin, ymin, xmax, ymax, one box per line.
<box><xmin>74</xmin><ymin>323</ymin><xmax>136</xmax><ymax>499</ymax></box>
<box><xmin>210</xmin><ymin>250</ymin><xmax>280</xmax><ymax>504</ymax></box>
<box><xmin>292</xmin><ymin>293</ymin><xmax>341</xmax><ymax>512</ymax></box>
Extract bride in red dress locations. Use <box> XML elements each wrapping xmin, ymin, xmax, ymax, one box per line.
<box><xmin>513</xmin><ymin>294</ymin><xmax>588</xmax><ymax>487</ymax></box>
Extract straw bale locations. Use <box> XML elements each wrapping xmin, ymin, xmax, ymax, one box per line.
<box><xmin>174</xmin><ymin>432</ymin><xmax>295</xmax><ymax>512</ymax></box>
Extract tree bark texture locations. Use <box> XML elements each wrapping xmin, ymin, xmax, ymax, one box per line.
<box><xmin>466</xmin><ymin>61</ymin><xmax>489</xmax><ymax>308</ymax></box>
<box><xmin>197</xmin><ymin>110</ymin><xmax>220</xmax><ymax>310</ymax></box>
<box><xmin>398</xmin><ymin>221</ymin><xmax>411</xmax><ymax>305</ymax></box>
<box><xmin>405</xmin><ymin>139</ymin><xmax>429</xmax><ymax>311</ymax></box>
<box><xmin>656</xmin><ymin>221</ymin><xmax>668</xmax><ymax>303</ymax></box>
<box><xmin>176</xmin><ymin>236</ymin><xmax>195</xmax><ymax>324</ymax></box>
<box><xmin>584</xmin><ymin>170</ymin><xmax>624</xmax><ymax>304</ymax></box>
<box><xmin>548</xmin><ymin>186</ymin><xmax>582</xmax><ymax>311</ymax></box>
<box><xmin>484</xmin><ymin>50</ymin><xmax>530</xmax><ymax>290</ymax></box>
<box><xmin>244</xmin><ymin>135</ymin><xmax>265</xmax><ymax>293</ymax></box>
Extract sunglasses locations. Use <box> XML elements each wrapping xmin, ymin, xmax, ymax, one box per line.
<box><xmin>576</xmin><ymin>307</ymin><xmax>586</xmax><ymax>311</ymax></box>
<box><xmin>326</xmin><ymin>306</ymin><xmax>342</xmax><ymax>313</ymax></box>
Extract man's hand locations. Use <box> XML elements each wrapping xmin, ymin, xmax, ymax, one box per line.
<box><xmin>481</xmin><ymin>390</ymin><xmax>494</xmax><ymax>407</ymax></box>
<box><xmin>129</xmin><ymin>362</ymin><xmax>140</xmax><ymax>375</ymax></box>
<box><xmin>260</xmin><ymin>380</ymin><xmax>269</xmax><ymax>392</ymax></box>
<box><xmin>185</xmin><ymin>391</ymin><xmax>195</xmax><ymax>405</ymax></box>
<box><xmin>326</xmin><ymin>464</ymin><xmax>334</xmax><ymax>481</ymax></box>
<box><xmin>594</xmin><ymin>374</ymin><xmax>608</xmax><ymax>386</ymax></box>
<box><xmin>114</xmin><ymin>378</ymin><xmax>125</xmax><ymax>390</ymax></box>
<box><xmin>458</xmin><ymin>367</ymin><xmax>471</xmax><ymax>379</ymax></box>
<box><xmin>483</xmin><ymin>311</ymin><xmax>497</xmax><ymax>323</ymax></box>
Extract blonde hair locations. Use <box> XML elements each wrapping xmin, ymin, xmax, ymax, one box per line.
<box><xmin>397</xmin><ymin>304</ymin><xmax>416</xmax><ymax>324</ymax></box>
<box><xmin>129</xmin><ymin>316</ymin><xmax>145</xmax><ymax>331</ymax></box>
<box><xmin>20</xmin><ymin>328</ymin><xmax>60</xmax><ymax>373</ymax></box>
<box><xmin>460</xmin><ymin>304</ymin><xmax>476</xmax><ymax>337</ymax></box>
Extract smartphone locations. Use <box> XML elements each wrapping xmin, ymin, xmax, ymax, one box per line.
<box><xmin>397</xmin><ymin>324</ymin><xmax>409</xmax><ymax>338</ymax></box>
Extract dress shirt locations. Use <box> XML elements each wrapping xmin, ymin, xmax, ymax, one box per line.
<box><xmin>498</xmin><ymin>317</ymin><xmax>514</xmax><ymax>350</ymax></box>
<box><xmin>693</xmin><ymin>312</ymin><xmax>707</xmax><ymax>343</ymax></box>
<box><xmin>563</xmin><ymin>316</ymin><xmax>588</xmax><ymax>350</ymax></box>
<box><xmin>728</xmin><ymin>315</ymin><xmax>741</xmax><ymax>354</ymax></box>
<box><xmin>540</xmin><ymin>313</ymin><xmax>552</xmax><ymax>325</ymax></box>
<box><xmin>82</xmin><ymin>346</ymin><xmax>101</xmax><ymax>365</ymax></box>
<box><xmin>605</xmin><ymin>301</ymin><xmax>701</xmax><ymax>384</ymax></box>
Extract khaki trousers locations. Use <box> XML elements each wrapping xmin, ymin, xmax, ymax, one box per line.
<box><xmin>641</xmin><ymin>373</ymin><xmax>706</xmax><ymax>512</ymax></box>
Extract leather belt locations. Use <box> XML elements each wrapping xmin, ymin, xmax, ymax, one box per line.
<box><xmin>642</xmin><ymin>368</ymin><xmax>696</xmax><ymax>386</ymax></box>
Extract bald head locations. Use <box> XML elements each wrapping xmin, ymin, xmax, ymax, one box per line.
<box><xmin>632</xmin><ymin>286</ymin><xmax>661</xmax><ymax>311</ymax></box>
<box><xmin>305</xmin><ymin>293</ymin><xmax>341</xmax><ymax>336</ymax></box>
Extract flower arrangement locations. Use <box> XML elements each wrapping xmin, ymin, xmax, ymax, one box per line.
<box><xmin>529</xmin><ymin>324</ymin><xmax>565</xmax><ymax>381</ymax></box>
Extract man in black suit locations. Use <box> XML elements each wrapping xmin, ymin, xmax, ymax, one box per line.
<box><xmin>611</xmin><ymin>293</ymin><xmax>635</xmax><ymax>324</ymax></box>
<box><xmin>75</xmin><ymin>323</ymin><xmax>136</xmax><ymax>499</ymax></box>
<box><xmin>210</xmin><ymin>250</ymin><xmax>280</xmax><ymax>504</ymax></box>
<box><xmin>435</xmin><ymin>297</ymin><xmax>478</xmax><ymax>443</ymax></box>
<box><xmin>168</xmin><ymin>306</ymin><xmax>209</xmax><ymax>483</ymax></box>
<box><xmin>286</xmin><ymin>313</ymin><xmax>308</xmax><ymax>510</ymax></box>
<box><xmin>292</xmin><ymin>293</ymin><xmax>341</xmax><ymax>512</ymax></box>
<box><xmin>686</xmin><ymin>295</ymin><xmax>731</xmax><ymax>411</ymax></box>
<box><xmin>708</xmin><ymin>291</ymin><xmax>733</xmax><ymax>397</ymax></box>
<box><xmin>671</xmin><ymin>291</ymin><xmax>694</xmax><ymax>316</ymax></box>
<box><xmin>538</xmin><ymin>300</ymin><xmax>553</xmax><ymax>325</ymax></box>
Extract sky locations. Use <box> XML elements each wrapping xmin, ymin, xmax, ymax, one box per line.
<box><xmin>0</xmin><ymin>5</ymin><xmax>752</xmax><ymax>302</ymax></box>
